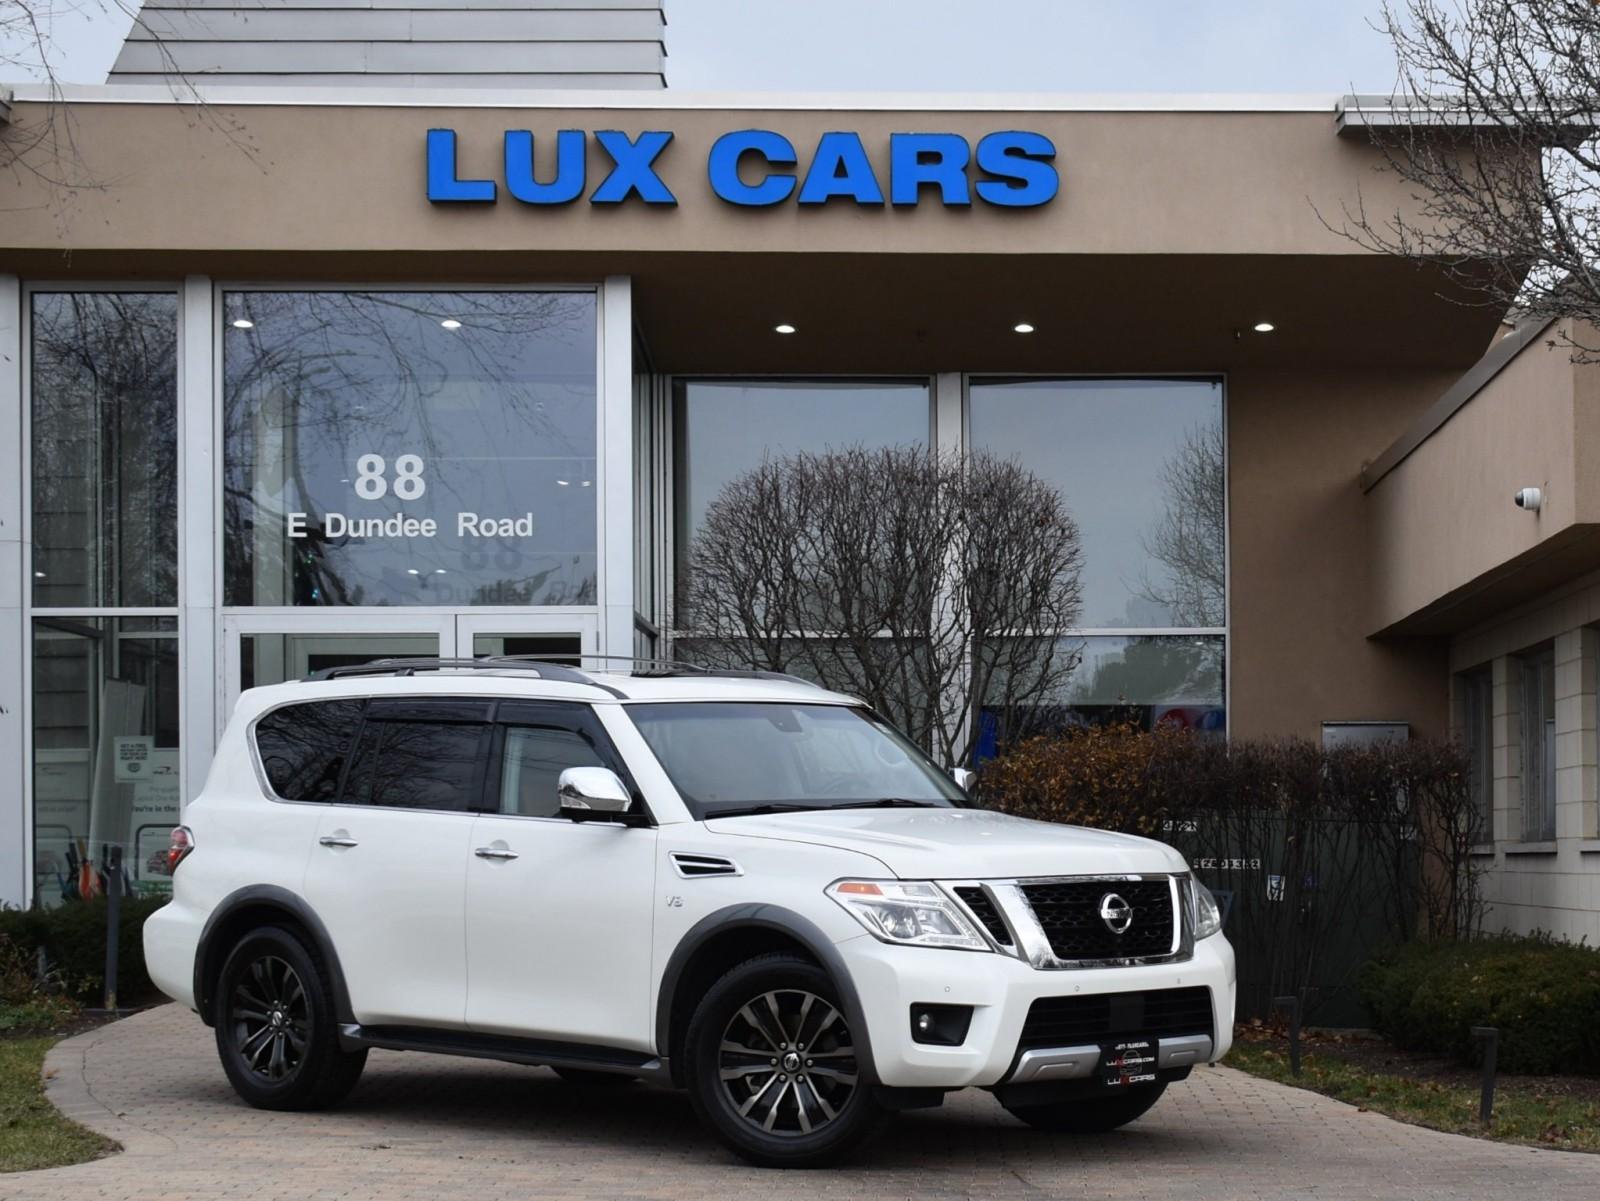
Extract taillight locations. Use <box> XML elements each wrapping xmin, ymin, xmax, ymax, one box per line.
<box><xmin>164</xmin><ymin>826</ymin><xmax>195</xmax><ymax>875</ymax></box>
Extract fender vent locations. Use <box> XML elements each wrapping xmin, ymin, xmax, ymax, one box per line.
<box><xmin>670</xmin><ymin>852</ymin><xmax>741</xmax><ymax>879</ymax></box>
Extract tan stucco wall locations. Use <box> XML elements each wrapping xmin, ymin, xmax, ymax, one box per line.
<box><xmin>1366</xmin><ymin>331</ymin><xmax>1584</xmax><ymax>633</ymax></box>
<box><xmin>0</xmin><ymin>101</ymin><xmax>1420</xmax><ymax>259</ymax></box>
<box><xmin>1229</xmin><ymin>365</ymin><xmax>1460</xmax><ymax>739</ymax></box>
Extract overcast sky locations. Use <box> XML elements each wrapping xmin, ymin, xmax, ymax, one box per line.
<box><xmin>3</xmin><ymin>0</ymin><xmax>1403</xmax><ymax>93</ymax></box>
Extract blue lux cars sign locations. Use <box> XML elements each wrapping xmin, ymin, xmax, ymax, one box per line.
<box><xmin>426</xmin><ymin>128</ymin><xmax>1058</xmax><ymax>208</ymax></box>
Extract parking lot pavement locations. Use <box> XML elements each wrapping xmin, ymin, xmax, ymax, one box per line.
<box><xmin>9</xmin><ymin>1004</ymin><xmax>1598</xmax><ymax>1201</ymax></box>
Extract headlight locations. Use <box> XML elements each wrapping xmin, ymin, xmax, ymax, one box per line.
<box><xmin>826</xmin><ymin>880</ymin><xmax>991</xmax><ymax>951</ymax></box>
<box><xmin>1188</xmin><ymin>877</ymin><xmax>1222</xmax><ymax>940</ymax></box>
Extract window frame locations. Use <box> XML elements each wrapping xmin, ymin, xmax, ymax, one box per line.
<box><xmin>659</xmin><ymin>372</ymin><xmax>1230</xmax><ymax>743</ymax></box>
<box><xmin>482</xmin><ymin>699</ymin><xmax>641</xmax><ymax>821</ymax></box>
<box><xmin>1458</xmin><ymin>666</ymin><xmax>1494</xmax><ymax>843</ymax></box>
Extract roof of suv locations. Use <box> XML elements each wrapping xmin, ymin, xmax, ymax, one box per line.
<box><xmin>233</xmin><ymin>662</ymin><xmax>860</xmax><ymax>720</ymax></box>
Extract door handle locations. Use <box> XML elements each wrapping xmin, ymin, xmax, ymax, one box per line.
<box><xmin>474</xmin><ymin>846</ymin><xmax>519</xmax><ymax>861</ymax></box>
<box><xmin>318</xmin><ymin>836</ymin><xmax>359</xmax><ymax>848</ymax></box>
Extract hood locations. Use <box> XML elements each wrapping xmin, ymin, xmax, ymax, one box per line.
<box><xmin>703</xmin><ymin>807</ymin><xmax>1188</xmax><ymax>880</ymax></box>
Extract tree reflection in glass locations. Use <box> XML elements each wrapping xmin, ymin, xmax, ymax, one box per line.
<box><xmin>222</xmin><ymin>291</ymin><xmax>597</xmax><ymax>608</ymax></box>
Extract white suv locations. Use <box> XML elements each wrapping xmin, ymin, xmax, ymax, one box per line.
<box><xmin>144</xmin><ymin>658</ymin><xmax>1235</xmax><ymax>1167</ymax></box>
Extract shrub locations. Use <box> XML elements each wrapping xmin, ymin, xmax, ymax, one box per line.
<box><xmin>0</xmin><ymin>935</ymin><xmax>80</xmax><ymax>1032</ymax></box>
<box><xmin>978</xmin><ymin>724</ymin><xmax>1483</xmax><ymax>1023</ymax></box>
<box><xmin>0</xmin><ymin>896</ymin><xmax>167</xmax><ymax>1007</ymax></box>
<box><xmin>1361</xmin><ymin>935</ymin><xmax>1600</xmax><ymax>1074</ymax></box>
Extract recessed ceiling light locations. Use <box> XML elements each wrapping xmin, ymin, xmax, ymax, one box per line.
<box><xmin>231</xmin><ymin>318</ymin><xmax>254</xmax><ymax>330</ymax></box>
<box><xmin>1013</xmin><ymin>322</ymin><xmax>1035</xmax><ymax>334</ymax></box>
<box><xmin>556</xmin><ymin>479</ymin><xmax>570</xmax><ymax>486</ymax></box>
<box><xmin>33</xmin><ymin>570</ymin><xmax>46</xmax><ymax>578</ymax></box>
<box><xmin>774</xmin><ymin>323</ymin><xmax>796</xmax><ymax>335</ymax></box>
<box><xmin>406</xmin><ymin>568</ymin><xmax>421</xmax><ymax>575</ymax></box>
<box><xmin>1253</xmin><ymin>321</ymin><xmax>1275</xmax><ymax>333</ymax></box>
<box><xmin>580</xmin><ymin>480</ymin><xmax>592</xmax><ymax>487</ymax></box>
<box><xmin>433</xmin><ymin>568</ymin><xmax>447</xmax><ymax>575</ymax></box>
<box><xmin>440</xmin><ymin>318</ymin><xmax>463</xmax><ymax>331</ymax></box>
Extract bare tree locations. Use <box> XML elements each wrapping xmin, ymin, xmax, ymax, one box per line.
<box><xmin>1138</xmin><ymin>419</ymin><xmax>1226</xmax><ymax>629</ymax></box>
<box><xmin>678</xmin><ymin>446</ymin><xmax>1085</xmax><ymax>767</ymax></box>
<box><xmin>2</xmin><ymin>1</ymin><xmax>251</xmax><ymax>202</ymax></box>
<box><xmin>1341</xmin><ymin>1</ymin><xmax>1600</xmax><ymax>355</ymax></box>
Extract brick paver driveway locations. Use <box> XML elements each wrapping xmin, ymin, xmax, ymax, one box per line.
<box><xmin>11</xmin><ymin>1004</ymin><xmax>1600</xmax><ymax>1200</ymax></box>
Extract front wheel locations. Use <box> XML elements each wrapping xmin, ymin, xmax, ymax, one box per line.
<box><xmin>684</xmin><ymin>952</ymin><xmax>891</xmax><ymax>1167</ymax></box>
<box><xmin>1003</xmin><ymin>1081</ymin><xmax>1167</xmax><ymax>1132</ymax></box>
<box><xmin>213</xmin><ymin>925</ymin><xmax>367</xmax><ymax>1111</ymax></box>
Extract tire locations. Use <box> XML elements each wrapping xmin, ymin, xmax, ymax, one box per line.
<box><xmin>684</xmin><ymin>951</ymin><xmax>892</xmax><ymax>1168</ymax></box>
<box><xmin>212</xmin><ymin>925</ymin><xmax>368</xmax><ymax>1111</ymax></box>
<box><xmin>1003</xmin><ymin>1081</ymin><xmax>1168</xmax><ymax>1133</ymax></box>
<box><xmin>552</xmin><ymin>1066</ymin><xmax>637</xmax><ymax>1087</ymax></box>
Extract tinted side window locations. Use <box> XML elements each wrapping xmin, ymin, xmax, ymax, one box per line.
<box><xmin>499</xmin><ymin>727</ymin><xmax>608</xmax><ymax>817</ymax></box>
<box><xmin>254</xmin><ymin>700</ymin><xmax>365</xmax><ymax>801</ymax></box>
<box><xmin>344</xmin><ymin>718</ymin><xmax>490</xmax><ymax>812</ymax></box>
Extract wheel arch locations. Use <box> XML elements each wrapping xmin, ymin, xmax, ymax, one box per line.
<box><xmin>194</xmin><ymin>885</ymin><xmax>354</xmax><ymax>1028</ymax></box>
<box><xmin>655</xmin><ymin>905</ymin><xmax>877</xmax><ymax>1088</ymax></box>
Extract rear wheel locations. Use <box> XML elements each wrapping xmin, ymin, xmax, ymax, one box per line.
<box><xmin>685</xmin><ymin>952</ymin><xmax>891</xmax><ymax>1167</ymax></box>
<box><xmin>1003</xmin><ymin>1081</ymin><xmax>1168</xmax><ymax>1132</ymax></box>
<box><xmin>213</xmin><ymin>925</ymin><xmax>367</xmax><ymax>1111</ymax></box>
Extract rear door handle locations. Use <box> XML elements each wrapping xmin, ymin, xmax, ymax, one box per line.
<box><xmin>474</xmin><ymin>846</ymin><xmax>519</xmax><ymax>861</ymax></box>
<box><xmin>318</xmin><ymin>836</ymin><xmax>359</xmax><ymax>848</ymax></box>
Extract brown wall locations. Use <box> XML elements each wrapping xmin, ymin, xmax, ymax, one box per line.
<box><xmin>0</xmin><ymin>101</ymin><xmax>1421</xmax><ymax>258</ymax></box>
<box><xmin>1228</xmin><ymin>365</ymin><xmax>1460</xmax><ymax>739</ymax></box>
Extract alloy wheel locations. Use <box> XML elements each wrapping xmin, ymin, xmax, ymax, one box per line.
<box><xmin>229</xmin><ymin>954</ymin><xmax>309</xmax><ymax>1082</ymax></box>
<box><xmin>717</xmin><ymin>988</ymin><xmax>859</xmax><ymax>1136</ymax></box>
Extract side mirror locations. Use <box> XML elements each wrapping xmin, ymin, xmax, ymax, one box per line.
<box><xmin>558</xmin><ymin>766</ymin><xmax>633</xmax><ymax>820</ymax></box>
<box><xmin>950</xmin><ymin>767</ymin><xmax>975</xmax><ymax>793</ymax></box>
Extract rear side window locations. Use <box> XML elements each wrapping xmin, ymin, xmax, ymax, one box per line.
<box><xmin>254</xmin><ymin>700</ymin><xmax>365</xmax><ymax>802</ymax></box>
<box><xmin>343</xmin><ymin>714</ymin><xmax>491</xmax><ymax>812</ymax></box>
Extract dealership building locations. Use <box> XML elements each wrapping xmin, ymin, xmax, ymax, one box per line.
<box><xmin>0</xmin><ymin>1</ymin><xmax>1596</xmax><ymax>944</ymax></box>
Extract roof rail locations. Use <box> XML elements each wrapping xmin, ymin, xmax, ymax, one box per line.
<box><xmin>306</xmin><ymin>657</ymin><xmax>598</xmax><ymax>687</ymax></box>
<box><xmin>500</xmin><ymin>654</ymin><xmax>817</xmax><ymax>687</ymax></box>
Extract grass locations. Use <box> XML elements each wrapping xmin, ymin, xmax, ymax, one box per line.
<box><xmin>0</xmin><ymin>1036</ymin><xmax>118</xmax><ymax>1173</ymax></box>
<box><xmin>1227</xmin><ymin>1036</ymin><xmax>1600</xmax><ymax>1152</ymax></box>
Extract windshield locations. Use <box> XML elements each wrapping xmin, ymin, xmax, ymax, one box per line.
<box><xmin>625</xmin><ymin>702</ymin><xmax>967</xmax><ymax>820</ymax></box>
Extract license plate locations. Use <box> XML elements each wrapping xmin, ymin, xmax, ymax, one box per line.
<box><xmin>1100</xmin><ymin>1039</ymin><xmax>1157</xmax><ymax>1088</ymax></box>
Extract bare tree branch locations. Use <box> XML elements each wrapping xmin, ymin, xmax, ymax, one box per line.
<box><xmin>677</xmin><ymin>446</ymin><xmax>1085</xmax><ymax>766</ymax></box>
<box><xmin>1335</xmin><ymin>1</ymin><xmax>1600</xmax><ymax>358</ymax></box>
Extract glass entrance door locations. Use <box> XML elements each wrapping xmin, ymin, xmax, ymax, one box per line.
<box><xmin>220</xmin><ymin>612</ymin><xmax>601</xmax><ymax>717</ymax></box>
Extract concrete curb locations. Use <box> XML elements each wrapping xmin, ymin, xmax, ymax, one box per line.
<box><xmin>40</xmin><ymin>1005</ymin><xmax>184</xmax><ymax>1160</ymax></box>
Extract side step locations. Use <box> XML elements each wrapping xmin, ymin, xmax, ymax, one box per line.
<box><xmin>339</xmin><ymin>1023</ymin><xmax>669</xmax><ymax>1083</ymax></box>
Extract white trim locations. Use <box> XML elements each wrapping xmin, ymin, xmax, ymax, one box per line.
<box><xmin>181</xmin><ymin>277</ymin><xmax>217</xmax><ymax>807</ymax></box>
<box><xmin>7</xmin><ymin>83</ymin><xmax>1348</xmax><ymax>113</ymax></box>
<box><xmin>0</xmin><ymin>275</ymin><xmax>24</xmax><ymax>906</ymax></box>
<box><xmin>599</xmin><ymin>276</ymin><xmax>634</xmax><ymax>661</ymax></box>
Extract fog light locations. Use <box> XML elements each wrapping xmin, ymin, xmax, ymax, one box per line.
<box><xmin>909</xmin><ymin>1003</ymin><xmax>973</xmax><ymax>1046</ymax></box>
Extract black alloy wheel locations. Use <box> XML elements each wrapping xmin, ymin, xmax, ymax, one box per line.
<box><xmin>685</xmin><ymin>952</ymin><xmax>892</xmax><ymax>1167</ymax></box>
<box><xmin>213</xmin><ymin>925</ymin><xmax>367</xmax><ymax>1111</ymax></box>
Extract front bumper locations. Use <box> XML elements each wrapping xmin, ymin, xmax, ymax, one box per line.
<box><xmin>838</xmin><ymin>931</ymin><xmax>1235</xmax><ymax>1089</ymax></box>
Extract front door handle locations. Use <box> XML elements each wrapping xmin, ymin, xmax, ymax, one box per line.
<box><xmin>474</xmin><ymin>846</ymin><xmax>519</xmax><ymax>861</ymax></box>
<box><xmin>318</xmin><ymin>836</ymin><xmax>359</xmax><ymax>848</ymax></box>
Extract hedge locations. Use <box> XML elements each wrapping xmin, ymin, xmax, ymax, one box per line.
<box><xmin>0</xmin><ymin>896</ymin><xmax>167</xmax><ymax>1006</ymax></box>
<box><xmin>1360</xmin><ymin>935</ymin><xmax>1600</xmax><ymax>1074</ymax></box>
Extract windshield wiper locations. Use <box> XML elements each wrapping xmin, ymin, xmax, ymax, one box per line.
<box><xmin>704</xmin><ymin>803</ymin><xmax>825</xmax><ymax>820</ymax></box>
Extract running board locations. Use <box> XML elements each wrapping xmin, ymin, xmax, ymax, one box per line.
<box><xmin>339</xmin><ymin>1023</ymin><xmax>670</xmax><ymax>1083</ymax></box>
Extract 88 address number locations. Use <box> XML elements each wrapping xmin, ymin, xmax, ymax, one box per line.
<box><xmin>354</xmin><ymin>453</ymin><xmax>427</xmax><ymax>501</ymax></box>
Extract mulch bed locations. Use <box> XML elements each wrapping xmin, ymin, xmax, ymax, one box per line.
<box><xmin>1235</xmin><ymin>1024</ymin><xmax>1600</xmax><ymax>1106</ymax></box>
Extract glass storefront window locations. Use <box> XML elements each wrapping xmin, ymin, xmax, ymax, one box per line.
<box><xmin>222</xmin><ymin>290</ymin><xmax>598</xmax><ymax>607</ymax></box>
<box><xmin>978</xmin><ymin>634</ymin><xmax>1226</xmax><ymax>756</ymax></box>
<box><xmin>968</xmin><ymin>378</ymin><xmax>1225</xmax><ymax>629</ymax></box>
<box><xmin>673</xmin><ymin>379</ymin><xmax>930</xmax><ymax>586</ymax></box>
<box><xmin>31</xmin><ymin>617</ymin><xmax>180</xmax><ymax>905</ymax></box>
<box><xmin>30</xmin><ymin>292</ymin><xmax>179</xmax><ymax>608</ymax></box>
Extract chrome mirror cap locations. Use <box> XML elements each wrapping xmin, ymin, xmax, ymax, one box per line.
<box><xmin>557</xmin><ymin>766</ymin><xmax>632</xmax><ymax>816</ymax></box>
